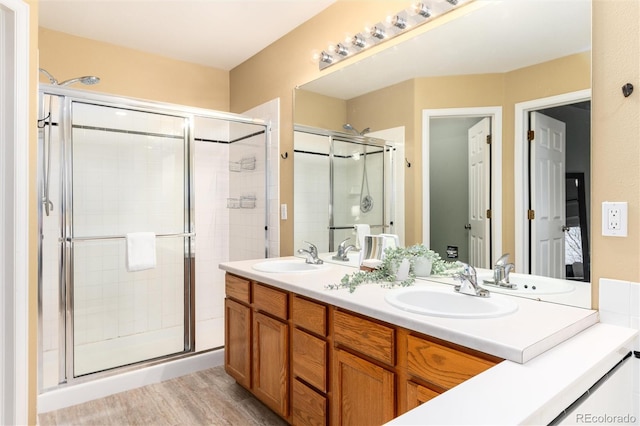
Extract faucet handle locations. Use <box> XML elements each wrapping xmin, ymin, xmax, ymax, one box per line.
<box><xmin>338</xmin><ymin>238</ymin><xmax>351</xmax><ymax>248</ymax></box>
<box><xmin>495</xmin><ymin>253</ymin><xmax>510</xmax><ymax>266</ymax></box>
<box><xmin>302</xmin><ymin>240</ymin><xmax>318</xmax><ymax>255</ymax></box>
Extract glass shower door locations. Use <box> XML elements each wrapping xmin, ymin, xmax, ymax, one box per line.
<box><xmin>68</xmin><ymin>101</ymin><xmax>191</xmax><ymax>377</ymax></box>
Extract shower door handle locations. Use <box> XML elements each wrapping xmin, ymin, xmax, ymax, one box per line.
<box><xmin>65</xmin><ymin>232</ymin><xmax>195</xmax><ymax>242</ymax></box>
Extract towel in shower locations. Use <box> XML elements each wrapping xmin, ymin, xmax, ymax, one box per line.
<box><xmin>126</xmin><ymin>232</ymin><xmax>157</xmax><ymax>272</ymax></box>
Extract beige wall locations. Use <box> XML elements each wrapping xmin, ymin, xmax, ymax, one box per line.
<box><xmin>592</xmin><ymin>0</ymin><xmax>640</xmax><ymax>303</ymax></box>
<box><xmin>294</xmin><ymin>89</ymin><xmax>346</xmax><ymax>130</ymax></box>
<box><xmin>38</xmin><ymin>28</ymin><xmax>230</xmax><ymax>110</ymax></box>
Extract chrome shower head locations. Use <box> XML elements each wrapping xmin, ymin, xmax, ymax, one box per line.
<box><xmin>39</xmin><ymin>68</ymin><xmax>101</xmax><ymax>87</ymax></box>
<box><xmin>343</xmin><ymin>123</ymin><xmax>371</xmax><ymax>136</ymax></box>
<box><xmin>59</xmin><ymin>76</ymin><xmax>101</xmax><ymax>86</ymax></box>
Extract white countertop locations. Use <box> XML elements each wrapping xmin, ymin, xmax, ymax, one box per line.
<box><xmin>219</xmin><ymin>257</ymin><xmax>598</xmax><ymax>363</ymax></box>
<box><xmin>386</xmin><ymin>323</ymin><xmax>638</xmax><ymax>425</ymax></box>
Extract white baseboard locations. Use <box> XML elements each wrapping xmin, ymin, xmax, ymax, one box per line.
<box><xmin>37</xmin><ymin>349</ymin><xmax>224</xmax><ymax>414</ymax></box>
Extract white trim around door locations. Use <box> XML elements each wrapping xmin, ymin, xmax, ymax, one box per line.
<box><xmin>514</xmin><ymin>89</ymin><xmax>592</xmax><ymax>274</ymax></box>
<box><xmin>0</xmin><ymin>0</ymin><xmax>30</xmax><ymax>424</ymax></box>
<box><xmin>422</xmin><ymin>107</ymin><xmax>503</xmax><ymax>267</ymax></box>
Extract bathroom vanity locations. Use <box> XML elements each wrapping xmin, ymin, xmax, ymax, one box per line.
<box><xmin>219</xmin><ymin>258</ymin><xmax>634</xmax><ymax>425</ymax></box>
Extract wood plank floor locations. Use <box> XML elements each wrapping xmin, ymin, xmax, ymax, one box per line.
<box><xmin>38</xmin><ymin>366</ymin><xmax>288</xmax><ymax>425</ymax></box>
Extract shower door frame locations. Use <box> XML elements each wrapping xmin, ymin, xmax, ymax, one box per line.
<box><xmin>38</xmin><ymin>85</ymin><xmax>270</xmax><ymax>388</ymax></box>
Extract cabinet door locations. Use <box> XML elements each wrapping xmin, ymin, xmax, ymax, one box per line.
<box><xmin>224</xmin><ymin>298</ymin><xmax>251</xmax><ymax>389</ymax></box>
<box><xmin>333</xmin><ymin>349</ymin><xmax>395</xmax><ymax>426</ymax></box>
<box><xmin>253</xmin><ymin>311</ymin><xmax>289</xmax><ymax>418</ymax></box>
<box><xmin>406</xmin><ymin>381</ymin><xmax>440</xmax><ymax>411</ymax></box>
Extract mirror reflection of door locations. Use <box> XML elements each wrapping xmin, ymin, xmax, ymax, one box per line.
<box><xmin>430</xmin><ymin>116</ymin><xmax>491</xmax><ymax>267</ymax></box>
<box><xmin>468</xmin><ymin>118</ymin><xmax>492</xmax><ymax>267</ymax></box>
<box><xmin>528</xmin><ymin>102</ymin><xmax>591</xmax><ymax>282</ymax></box>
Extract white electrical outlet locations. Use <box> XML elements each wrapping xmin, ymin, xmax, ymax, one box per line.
<box><xmin>602</xmin><ymin>201</ymin><xmax>628</xmax><ymax>237</ymax></box>
<box><xmin>280</xmin><ymin>204</ymin><xmax>288</xmax><ymax>220</ymax></box>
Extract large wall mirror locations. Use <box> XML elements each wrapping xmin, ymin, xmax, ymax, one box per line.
<box><xmin>293</xmin><ymin>0</ymin><xmax>591</xmax><ymax>308</ymax></box>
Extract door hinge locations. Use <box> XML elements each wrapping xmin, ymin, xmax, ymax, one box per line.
<box><xmin>486</xmin><ymin>135</ymin><xmax>492</xmax><ymax>145</ymax></box>
<box><xmin>486</xmin><ymin>209</ymin><xmax>492</xmax><ymax>219</ymax></box>
<box><xmin>527</xmin><ymin>209</ymin><xmax>535</xmax><ymax>220</ymax></box>
<box><xmin>527</xmin><ymin>130</ymin><xmax>535</xmax><ymax>141</ymax></box>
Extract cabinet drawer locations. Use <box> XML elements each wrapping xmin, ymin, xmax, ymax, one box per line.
<box><xmin>407</xmin><ymin>335</ymin><xmax>497</xmax><ymax>390</ymax></box>
<box><xmin>292</xmin><ymin>328</ymin><xmax>327</xmax><ymax>392</ymax></box>
<box><xmin>292</xmin><ymin>296</ymin><xmax>327</xmax><ymax>336</ymax></box>
<box><xmin>253</xmin><ymin>283</ymin><xmax>288</xmax><ymax>320</ymax></box>
<box><xmin>333</xmin><ymin>310</ymin><xmax>394</xmax><ymax>366</ymax></box>
<box><xmin>292</xmin><ymin>379</ymin><xmax>327</xmax><ymax>426</ymax></box>
<box><xmin>225</xmin><ymin>274</ymin><xmax>250</xmax><ymax>304</ymax></box>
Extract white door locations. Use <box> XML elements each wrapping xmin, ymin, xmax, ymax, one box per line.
<box><xmin>468</xmin><ymin>117</ymin><xmax>491</xmax><ymax>268</ymax></box>
<box><xmin>530</xmin><ymin>112</ymin><xmax>566</xmax><ymax>278</ymax></box>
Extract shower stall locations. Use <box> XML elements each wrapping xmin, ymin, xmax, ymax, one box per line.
<box><xmin>293</xmin><ymin>125</ymin><xmax>395</xmax><ymax>252</ymax></box>
<box><xmin>38</xmin><ymin>85</ymin><xmax>271</xmax><ymax>391</ymax></box>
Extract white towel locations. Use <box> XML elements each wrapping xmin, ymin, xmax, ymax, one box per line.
<box><xmin>126</xmin><ymin>232</ymin><xmax>157</xmax><ymax>272</ymax></box>
<box><xmin>354</xmin><ymin>224</ymin><xmax>371</xmax><ymax>250</ymax></box>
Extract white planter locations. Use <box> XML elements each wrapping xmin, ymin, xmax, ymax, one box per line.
<box><xmin>394</xmin><ymin>258</ymin><xmax>411</xmax><ymax>281</ymax></box>
<box><xmin>413</xmin><ymin>257</ymin><xmax>433</xmax><ymax>277</ymax></box>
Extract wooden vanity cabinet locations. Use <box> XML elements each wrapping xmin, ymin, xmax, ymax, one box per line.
<box><xmin>223</xmin><ymin>272</ymin><xmax>503</xmax><ymax>425</ymax></box>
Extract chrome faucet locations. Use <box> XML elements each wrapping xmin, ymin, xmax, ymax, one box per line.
<box><xmin>298</xmin><ymin>241</ymin><xmax>324</xmax><ymax>265</ymax></box>
<box><xmin>484</xmin><ymin>253</ymin><xmax>516</xmax><ymax>289</ymax></box>
<box><xmin>454</xmin><ymin>263</ymin><xmax>489</xmax><ymax>297</ymax></box>
<box><xmin>332</xmin><ymin>238</ymin><xmax>356</xmax><ymax>261</ymax></box>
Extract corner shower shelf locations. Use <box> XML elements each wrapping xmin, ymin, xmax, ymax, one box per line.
<box><xmin>229</xmin><ymin>156</ymin><xmax>256</xmax><ymax>172</ymax></box>
<box><xmin>227</xmin><ymin>195</ymin><xmax>256</xmax><ymax>209</ymax></box>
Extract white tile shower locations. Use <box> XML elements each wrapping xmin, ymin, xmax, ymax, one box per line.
<box><xmin>39</xmin><ymin>92</ymin><xmax>278</xmax><ymax>391</ymax></box>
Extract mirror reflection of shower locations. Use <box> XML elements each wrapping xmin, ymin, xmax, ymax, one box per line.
<box><xmin>294</xmin><ymin>125</ymin><xmax>393</xmax><ymax>252</ymax></box>
<box><xmin>343</xmin><ymin>123</ymin><xmax>371</xmax><ymax>136</ymax></box>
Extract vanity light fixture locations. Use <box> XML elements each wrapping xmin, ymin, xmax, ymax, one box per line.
<box><xmin>317</xmin><ymin>0</ymin><xmax>467</xmax><ymax>70</ymax></box>
<box><xmin>350</xmin><ymin>34</ymin><xmax>366</xmax><ymax>48</ymax></box>
<box><xmin>369</xmin><ymin>25</ymin><xmax>386</xmax><ymax>39</ymax></box>
<box><xmin>413</xmin><ymin>3</ymin><xmax>432</xmax><ymax>18</ymax></box>
<box><xmin>318</xmin><ymin>51</ymin><xmax>334</xmax><ymax>64</ymax></box>
<box><xmin>390</xmin><ymin>15</ymin><xmax>408</xmax><ymax>29</ymax></box>
<box><xmin>332</xmin><ymin>43</ymin><xmax>349</xmax><ymax>56</ymax></box>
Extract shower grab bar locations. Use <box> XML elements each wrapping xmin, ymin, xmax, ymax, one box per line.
<box><xmin>63</xmin><ymin>232</ymin><xmax>195</xmax><ymax>242</ymax></box>
<box><xmin>329</xmin><ymin>225</ymin><xmax>389</xmax><ymax>230</ymax></box>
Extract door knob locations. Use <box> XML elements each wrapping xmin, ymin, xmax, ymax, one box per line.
<box><xmin>562</xmin><ymin>225</ymin><xmax>570</xmax><ymax>232</ymax></box>
<box><xmin>464</xmin><ymin>224</ymin><xmax>472</xmax><ymax>230</ymax></box>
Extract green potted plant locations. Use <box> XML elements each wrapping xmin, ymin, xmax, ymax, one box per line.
<box><xmin>327</xmin><ymin>246</ymin><xmax>415</xmax><ymax>293</ymax></box>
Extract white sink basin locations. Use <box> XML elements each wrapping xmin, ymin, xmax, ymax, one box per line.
<box><xmin>385</xmin><ymin>286</ymin><xmax>518</xmax><ymax>319</ymax></box>
<box><xmin>252</xmin><ymin>259</ymin><xmax>328</xmax><ymax>273</ymax></box>
<box><xmin>478</xmin><ymin>273</ymin><xmax>575</xmax><ymax>295</ymax></box>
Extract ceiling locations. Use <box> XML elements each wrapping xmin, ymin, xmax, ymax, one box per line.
<box><xmin>39</xmin><ymin>0</ymin><xmax>337</xmax><ymax>71</ymax></box>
